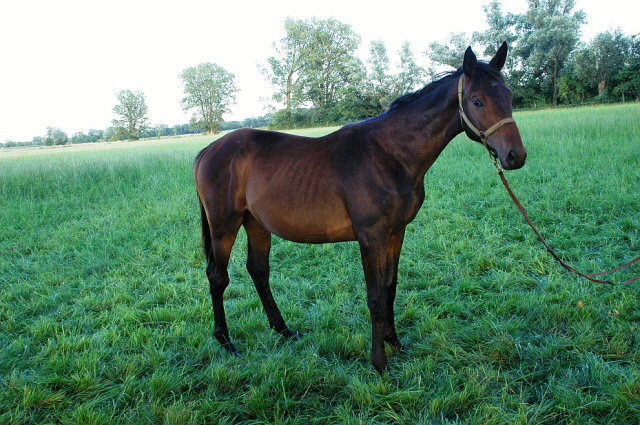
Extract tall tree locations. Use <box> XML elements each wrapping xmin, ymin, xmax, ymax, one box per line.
<box><xmin>44</xmin><ymin>127</ymin><xmax>68</xmax><ymax>146</ymax></box>
<box><xmin>262</xmin><ymin>18</ymin><xmax>360</xmax><ymax>111</ymax></box>
<box><xmin>368</xmin><ymin>40</ymin><xmax>394</xmax><ymax>108</ymax></box>
<box><xmin>259</xmin><ymin>18</ymin><xmax>308</xmax><ymax>112</ymax></box>
<box><xmin>367</xmin><ymin>40</ymin><xmax>426</xmax><ymax>109</ymax></box>
<box><xmin>557</xmin><ymin>47</ymin><xmax>597</xmax><ymax>104</ymax></box>
<box><xmin>112</xmin><ymin>90</ymin><xmax>149</xmax><ymax>140</ymax></box>
<box><xmin>298</xmin><ymin>18</ymin><xmax>361</xmax><ymax>110</ymax></box>
<box><xmin>473</xmin><ymin>1</ymin><xmax>519</xmax><ymax>67</ymax></box>
<box><xmin>425</xmin><ymin>33</ymin><xmax>473</xmax><ymax>69</ymax></box>
<box><xmin>589</xmin><ymin>29</ymin><xmax>630</xmax><ymax>96</ymax></box>
<box><xmin>515</xmin><ymin>0</ymin><xmax>586</xmax><ymax>105</ymax></box>
<box><xmin>396</xmin><ymin>41</ymin><xmax>426</xmax><ymax>96</ymax></box>
<box><xmin>615</xmin><ymin>33</ymin><xmax>640</xmax><ymax>101</ymax></box>
<box><xmin>180</xmin><ymin>63</ymin><xmax>239</xmax><ymax>134</ymax></box>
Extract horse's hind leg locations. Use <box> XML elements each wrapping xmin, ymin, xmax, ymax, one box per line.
<box><xmin>207</xmin><ymin>231</ymin><xmax>240</xmax><ymax>356</ymax></box>
<box><xmin>244</xmin><ymin>212</ymin><xmax>298</xmax><ymax>340</ymax></box>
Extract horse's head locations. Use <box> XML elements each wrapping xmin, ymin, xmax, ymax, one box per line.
<box><xmin>458</xmin><ymin>42</ymin><xmax>526</xmax><ymax>170</ymax></box>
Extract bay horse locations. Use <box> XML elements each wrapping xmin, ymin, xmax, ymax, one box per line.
<box><xmin>194</xmin><ymin>42</ymin><xmax>526</xmax><ymax>374</ymax></box>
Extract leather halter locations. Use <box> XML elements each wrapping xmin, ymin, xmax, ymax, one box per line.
<box><xmin>457</xmin><ymin>74</ymin><xmax>515</xmax><ymax>147</ymax></box>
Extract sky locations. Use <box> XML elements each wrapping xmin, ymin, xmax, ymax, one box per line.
<box><xmin>1</xmin><ymin>0</ymin><xmax>637</xmax><ymax>142</ymax></box>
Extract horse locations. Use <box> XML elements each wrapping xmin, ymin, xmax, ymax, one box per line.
<box><xmin>194</xmin><ymin>42</ymin><xmax>526</xmax><ymax>374</ymax></box>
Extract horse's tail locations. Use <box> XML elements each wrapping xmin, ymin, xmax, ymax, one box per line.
<box><xmin>195</xmin><ymin>147</ymin><xmax>213</xmax><ymax>266</ymax></box>
<box><xmin>199</xmin><ymin>197</ymin><xmax>213</xmax><ymax>266</ymax></box>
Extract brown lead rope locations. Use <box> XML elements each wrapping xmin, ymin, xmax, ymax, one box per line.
<box><xmin>490</xmin><ymin>154</ymin><xmax>640</xmax><ymax>285</ymax></box>
<box><xmin>458</xmin><ymin>74</ymin><xmax>639</xmax><ymax>285</ymax></box>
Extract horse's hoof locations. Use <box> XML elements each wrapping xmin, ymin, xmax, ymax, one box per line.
<box><xmin>221</xmin><ymin>341</ymin><xmax>240</xmax><ymax>357</ymax></box>
<box><xmin>386</xmin><ymin>339</ymin><xmax>406</xmax><ymax>353</ymax></box>
<box><xmin>279</xmin><ymin>329</ymin><xmax>301</xmax><ymax>341</ymax></box>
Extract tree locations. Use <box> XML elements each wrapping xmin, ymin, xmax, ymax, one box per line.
<box><xmin>259</xmin><ymin>18</ymin><xmax>308</xmax><ymax>112</ymax></box>
<box><xmin>87</xmin><ymin>129</ymin><xmax>104</xmax><ymax>143</ymax></box>
<box><xmin>473</xmin><ymin>1</ymin><xmax>519</xmax><ymax>72</ymax></box>
<box><xmin>31</xmin><ymin>136</ymin><xmax>45</xmax><ymax>146</ymax></box>
<box><xmin>260</xmin><ymin>18</ymin><xmax>362</xmax><ymax>127</ymax></box>
<box><xmin>45</xmin><ymin>127</ymin><xmax>68</xmax><ymax>146</ymax></box>
<box><xmin>425</xmin><ymin>33</ymin><xmax>474</xmax><ymax>69</ymax></box>
<box><xmin>368</xmin><ymin>40</ymin><xmax>394</xmax><ymax>108</ymax></box>
<box><xmin>396</xmin><ymin>41</ymin><xmax>426</xmax><ymax>96</ymax></box>
<box><xmin>70</xmin><ymin>132</ymin><xmax>91</xmax><ymax>144</ymax></box>
<box><xmin>514</xmin><ymin>0</ymin><xmax>585</xmax><ymax>105</ymax></box>
<box><xmin>297</xmin><ymin>18</ymin><xmax>361</xmax><ymax>111</ymax></box>
<box><xmin>112</xmin><ymin>90</ymin><xmax>149</xmax><ymax>140</ymax></box>
<box><xmin>558</xmin><ymin>47</ymin><xmax>596</xmax><ymax>104</ymax></box>
<box><xmin>365</xmin><ymin>40</ymin><xmax>426</xmax><ymax>111</ymax></box>
<box><xmin>615</xmin><ymin>33</ymin><xmax>640</xmax><ymax>101</ymax></box>
<box><xmin>180</xmin><ymin>63</ymin><xmax>239</xmax><ymax>134</ymax></box>
<box><xmin>589</xmin><ymin>29</ymin><xmax>630</xmax><ymax>96</ymax></box>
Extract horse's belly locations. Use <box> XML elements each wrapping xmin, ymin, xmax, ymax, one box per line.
<box><xmin>248</xmin><ymin>197</ymin><xmax>355</xmax><ymax>244</ymax></box>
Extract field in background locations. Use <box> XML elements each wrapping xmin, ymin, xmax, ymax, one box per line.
<box><xmin>1</xmin><ymin>104</ymin><xmax>639</xmax><ymax>424</ymax></box>
<box><xmin>0</xmin><ymin>127</ymin><xmax>340</xmax><ymax>159</ymax></box>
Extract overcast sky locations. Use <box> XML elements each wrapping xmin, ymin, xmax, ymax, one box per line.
<box><xmin>1</xmin><ymin>0</ymin><xmax>637</xmax><ymax>142</ymax></box>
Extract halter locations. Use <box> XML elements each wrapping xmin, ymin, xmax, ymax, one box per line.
<box><xmin>457</xmin><ymin>74</ymin><xmax>516</xmax><ymax>149</ymax></box>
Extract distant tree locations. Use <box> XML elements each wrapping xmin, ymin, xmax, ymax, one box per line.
<box><xmin>298</xmin><ymin>18</ymin><xmax>361</xmax><ymax>111</ymax></box>
<box><xmin>366</xmin><ymin>40</ymin><xmax>426</xmax><ymax>110</ymax></box>
<box><xmin>614</xmin><ymin>34</ymin><xmax>640</xmax><ymax>101</ymax></box>
<box><xmin>112</xmin><ymin>90</ymin><xmax>149</xmax><ymax>140</ymax></box>
<box><xmin>180</xmin><ymin>63</ymin><xmax>239</xmax><ymax>134</ymax></box>
<box><xmin>172</xmin><ymin>124</ymin><xmax>191</xmax><ymax>136</ymax></box>
<box><xmin>558</xmin><ymin>48</ymin><xmax>596</xmax><ymax>104</ymax></box>
<box><xmin>261</xmin><ymin>18</ymin><xmax>360</xmax><ymax>114</ymax></box>
<box><xmin>368</xmin><ymin>40</ymin><xmax>391</xmax><ymax>91</ymax></box>
<box><xmin>31</xmin><ymin>136</ymin><xmax>45</xmax><ymax>146</ymax></box>
<box><xmin>473</xmin><ymin>1</ymin><xmax>519</xmax><ymax>74</ymax></box>
<box><xmin>87</xmin><ymin>129</ymin><xmax>104</xmax><ymax>143</ymax></box>
<box><xmin>139</xmin><ymin>123</ymin><xmax>172</xmax><ymax>139</ymax></box>
<box><xmin>45</xmin><ymin>127</ymin><xmax>68</xmax><ymax>146</ymax></box>
<box><xmin>70</xmin><ymin>132</ymin><xmax>91</xmax><ymax>144</ymax></box>
<box><xmin>259</xmin><ymin>18</ymin><xmax>308</xmax><ymax>112</ymax></box>
<box><xmin>367</xmin><ymin>40</ymin><xmax>397</xmax><ymax>108</ymax></box>
<box><xmin>514</xmin><ymin>0</ymin><xmax>586</xmax><ymax>105</ymax></box>
<box><xmin>589</xmin><ymin>29</ymin><xmax>631</xmax><ymax>96</ymax></box>
<box><xmin>425</xmin><ymin>33</ymin><xmax>474</xmax><ymax>69</ymax></box>
<box><xmin>326</xmin><ymin>55</ymin><xmax>373</xmax><ymax>122</ymax></box>
<box><xmin>104</xmin><ymin>126</ymin><xmax>128</xmax><ymax>142</ymax></box>
<box><xmin>396</xmin><ymin>41</ymin><xmax>427</xmax><ymax>95</ymax></box>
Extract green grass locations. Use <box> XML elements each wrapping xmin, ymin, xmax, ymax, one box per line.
<box><xmin>1</xmin><ymin>106</ymin><xmax>639</xmax><ymax>424</ymax></box>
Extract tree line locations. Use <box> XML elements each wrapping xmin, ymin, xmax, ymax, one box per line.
<box><xmin>260</xmin><ymin>0</ymin><xmax>639</xmax><ymax>128</ymax></box>
<box><xmin>429</xmin><ymin>0</ymin><xmax>640</xmax><ymax>108</ymax></box>
<box><xmin>3</xmin><ymin>0</ymin><xmax>638</xmax><ymax>147</ymax></box>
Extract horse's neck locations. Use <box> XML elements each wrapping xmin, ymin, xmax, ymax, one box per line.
<box><xmin>377</xmin><ymin>81</ymin><xmax>462</xmax><ymax>180</ymax></box>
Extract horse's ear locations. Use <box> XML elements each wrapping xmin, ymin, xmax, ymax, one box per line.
<box><xmin>489</xmin><ymin>41</ymin><xmax>508</xmax><ymax>71</ymax></box>
<box><xmin>463</xmin><ymin>46</ymin><xmax>476</xmax><ymax>78</ymax></box>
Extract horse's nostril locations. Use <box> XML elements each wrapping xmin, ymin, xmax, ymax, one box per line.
<box><xmin>507</xmin><ymin>150</ymin><xmax>516</xmax><ymax>165</ymax></box>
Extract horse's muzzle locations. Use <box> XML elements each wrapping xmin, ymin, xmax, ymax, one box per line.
<box><xmin>501</xmin><ymin>147</ymin><xmax>527</xmax><ymax>170</ymax></box>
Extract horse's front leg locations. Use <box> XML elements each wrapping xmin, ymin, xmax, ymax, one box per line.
<box><xmin>358</xmin><ymin>230</ymin><xmax>405</xmax><ymax>374</ymax></box>
<box><xmin>383</xmin><ymin>231</ymin><xmax>405</xmax><ymax>354</ymax></box>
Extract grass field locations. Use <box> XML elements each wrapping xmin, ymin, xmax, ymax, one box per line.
<box><xmin>1</xmin><ymin>104</ymin><xmax>639</xmax><ymax>424</ymax></box>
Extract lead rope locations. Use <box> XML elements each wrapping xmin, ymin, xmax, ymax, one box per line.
<box><xmin>458</xmin><ymin>75</ymin><xmax>640</xmax><ymax>285</ymax></box>
<box><xmin>485</xmin><ymin>142</ymin><xmax>640</xmax><ymax>285</ymax></box>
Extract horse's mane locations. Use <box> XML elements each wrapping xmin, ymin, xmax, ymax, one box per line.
<box><xmin>387</xmin><ymin>70</ymin><xmax>460</xmax><ymax>111</ymax></box>
<box><xmin>386</xmin><ymin>61</ymin><xmax>504</xmax><ymax>111</ymax></box>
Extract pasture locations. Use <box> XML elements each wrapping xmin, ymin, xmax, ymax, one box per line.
<box><xmin>1</xmin><ymin>104</ymin><xmax>639</xmax><ymax>424</ymax></box>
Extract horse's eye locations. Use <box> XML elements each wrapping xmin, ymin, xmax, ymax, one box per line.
<box><xmin>472</xmin><ymin>99</ymin><xmax>483</xmax><ymax>107</ymax></box>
